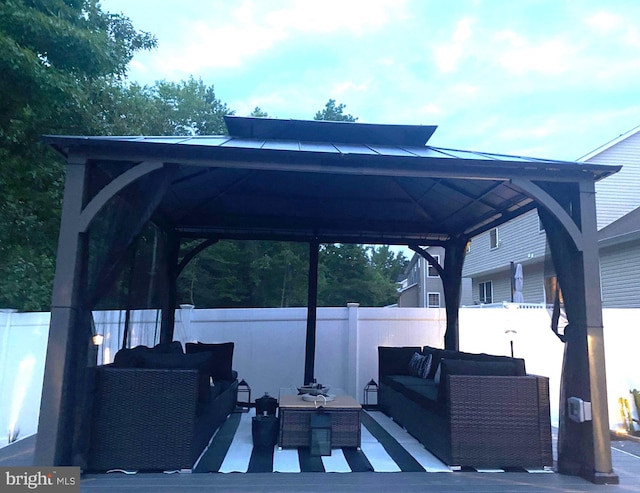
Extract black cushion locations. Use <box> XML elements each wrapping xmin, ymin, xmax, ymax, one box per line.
<box><xmin>382</xmin><ymin>375</ymin><xmax>441</xmax><ymax>413</ymax></box>
<box><xmin>383</xmin><ymin>374</ymin><xmax>433</xmax><ymax>390</ymax></box>
<box><xmin>152</xmin><ymin>341</ymin><xmax>184</xmax><ymax>354</ymax></box>
<box><xmin>423</xmin><ymin>345</ymin><xmax>526</xmax><ymax>380</ymax></box>
<box><xmin>400</xmin><ymin>382</ymin><xmax>442</xmax><ymax>414</ymax></box>
<box><xmin>112</xmin><ymin>341</ymin><xmax>185</xmax><ymax>368</ymax></box>
<box><xmin>139</xmin><ymin>351</ymin><xmax>213</xmax><ymax>403</ymax></box>
<box><xmin>186</xmin><ymin>342</ymin><xmax>235</xmax><ymax>382</ymax></box>
<box><xmin>378</xmin><ymin>346</ymin><xmax>421</xmax><ymax>377</ymax></box>
<box><xmin>112</xmin><ymin>345</ymin><xmax>153</xmax><ymax>368</ymax></box>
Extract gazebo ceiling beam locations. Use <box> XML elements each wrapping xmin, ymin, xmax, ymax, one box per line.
<box><xmin>391</xmin><ymin>177</ymin><xmax>439</xmax><ymax>224</ymax></box>
<box><xmin>175</xmin><ymin>229</ymin><xmax>452</xmax><ymax>246</ymax></box>
<box><xmin>70</xmin><ymin>147</ymin><xmax>604</xmax><ymax>183</ymax></box>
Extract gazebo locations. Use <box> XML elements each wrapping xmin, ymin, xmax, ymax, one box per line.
<box><xmin>36</xmin><ymin>116</ymin><xmax>619</xmax><ymax>483</ymax></box>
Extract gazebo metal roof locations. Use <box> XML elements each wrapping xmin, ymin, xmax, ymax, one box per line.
<box><xmin>44</xmin><ymin>116</ymin><xmax>618</xmax><ymax>247</ymax></box>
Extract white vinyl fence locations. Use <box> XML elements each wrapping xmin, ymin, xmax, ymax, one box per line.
<box><xmin>1</xmin><ymin>305</ymin><xmax>639</xmax><ymax>448</ymax></box>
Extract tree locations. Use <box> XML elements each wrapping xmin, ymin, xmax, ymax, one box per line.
<box><xmin>177</xmin><ymin>240</ymin><xmax>309</xmax><ymax>308</ymax></box>
<box><xmin>317</xmin><ymin>244</ymin><xmax>404</xmax><ymax>307</ymax></box>
<box><xmin>0</xmin><ymin>0</ymin><xmax>156</xmax><ymax>310</ymax></box>
<box><xmin>250</xmin><ymin>106</ymin><xmax>269</xmax><ymax>118</ymax></box>
<box><xmin>91</xmin><ymin>77</ymin><xmax>232</xmax><ymax>136</ymax></box>
<box><xmin>369</xmin><ymin>245</ymin><xmax>408</xmax><ymax>285</ymax></box>
<box><xmin>314</xmin><ymin>99</ymin><xmax>357</xmax><ymax>122</ymax></box>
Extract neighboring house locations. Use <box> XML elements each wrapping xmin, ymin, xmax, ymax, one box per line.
<box><xmin>461</xmin><ymin>125</ymin><xmax>640</xmax><ymax>308</ymax></box>
<box><xmin>397</xmin><ymin>246</ymin><xmax>473</xmax><ymax>307</ymax></box>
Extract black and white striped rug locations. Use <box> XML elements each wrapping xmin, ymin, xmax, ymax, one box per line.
<box><xmin>193</xmin><ymin>409</ymin><xmax>553</xmax><ymax>474</ymax></box>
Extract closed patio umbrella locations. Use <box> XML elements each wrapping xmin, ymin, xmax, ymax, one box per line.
<box><xmin>513</xmin><ymin>263</ymin><xmax>525</xmax><ymax>303</ymax></box>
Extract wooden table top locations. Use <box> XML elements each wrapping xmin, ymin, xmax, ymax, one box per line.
<box><xmin>279</xmin><ymin>394</ymin><xmax>361</xmax><ymax>410</ymax></box>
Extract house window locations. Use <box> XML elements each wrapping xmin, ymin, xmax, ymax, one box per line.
<box><xmin>427</xmin><ymin>292</ymin><xmax>440</xmax><ymax>308</ymax></box>
<box><xmin>489</xmin><ymin>228</ymin><xmax>499</xmax><ymax>249</ymax></box>
<box><xmin>427</xmin><ymin>255</ymin><xmax>440</xmax><ymax>278</ymax></box>
<box><xmin>479</xmin><ymin>281</ymin><xmax>493</xmax><ymax>304</ymax></box>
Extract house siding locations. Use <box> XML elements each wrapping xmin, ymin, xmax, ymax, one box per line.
<box><xmin>463</xmin><ymin>127</ymin><xmax>640</xmax><ymax>309</ymax></box>
<box><xmin>463</xmin><ymin>210</ymin><xmax>547</xmax><ymax>278</ymax></box>
<box><xmin>398</xmin><ymin>284</ymin><xmax>420</xmax><ymax>307</ymax></box>
<box><xmin>589</xmin><ymin>130</ymin><xmax>640</xmax><ymax>230</ymax></box>
<box><xmin>398</xmin><ymin>246</ymin><xmax>473</xmax><ymax>307</ymax></box>
<box><xmin>600</xmin><ymin>238</ymin><xmax>640</xmax><ymax>308</ymax></box>
<box><xmin>469</xmin><ymin>262</ymin><xmax>546</xmax><ymax>305</ymax></box>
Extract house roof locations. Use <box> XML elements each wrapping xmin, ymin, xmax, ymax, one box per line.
<box><xmin>599</xmin><ymin>205</ymin><xmax>640</xmax><ymax>247</ymax></box>
<box><xmin>43</xmin><ymin>116</ymin><xmax>621</xmax><ymax>246</ymax></box>
<box><xmin>579</xmin><ymin>124</ymin><xmax>640</xmax><ymax>162</ymax></box>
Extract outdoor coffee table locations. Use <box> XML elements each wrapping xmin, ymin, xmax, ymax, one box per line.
<box><xmin>278</xmin><ymin>389</ymin><xmax>362</xmax><ymax>449</ymax></box>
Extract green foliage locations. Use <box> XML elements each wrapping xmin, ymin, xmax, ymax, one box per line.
<box><xmin>318</xmin><ymin>244</ymin><xmax>404</xmax><ymax>307</ymax></box>
<box><xmin>94</xmin><ymin>77</ymin><xmax>232</xmax><ymax>136</ymax></box>
<box><xmin>314</xmin><ymin>99</ymin><xmax>357</xmax><ymax>122</ymax></box>
<box><xmin>0</xmin><ymin>0</ymin><xmax>156</xmax><ymax>310</ymax></box>
<box><xmin>0</xmin><ymin>0</ymin><xmax>401</xmax><ymax>311</ymax></box>
<box><xmin>179</xmin><ymin>241</ymin><xmax>407</xmax><ymax>308</ymax></box>
<box><xmin>250</xmin><ymin>106</ymin><xmax>269</xmax><ymax>118</ymax></box>
<box><xmin>177</xmin><ymin>240</ymin><xmax>310</xmax><ymax>308</ymax></box>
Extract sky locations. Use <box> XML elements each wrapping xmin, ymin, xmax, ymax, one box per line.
<box><xmin>100</xmin><ymin>0</ymin><xmax>640</xmax><ymax>161</ymax></box>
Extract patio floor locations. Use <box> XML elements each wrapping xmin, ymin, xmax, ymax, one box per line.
<box><xmin>2</xmin><ymin>432</ymin><xmax>640</xmax><ymax>492</ymax></box>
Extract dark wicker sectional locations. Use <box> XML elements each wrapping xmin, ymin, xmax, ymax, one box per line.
<box><xmin>87</xmin><ymin>366</ymin><xmax>238</xmax><ymax>472</ymax></box>
<box><xmin>378</xmin><ymin>346</ymin><xmax>553</xmax><ymax>470</ymax></box>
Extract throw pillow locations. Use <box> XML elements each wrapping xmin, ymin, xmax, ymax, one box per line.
<box><xmin>408</xmin><ymin>352</ymin><xmax>425</xmax><ymax>377</ymax></box>
<box><xmin>419</xmin><ymin>353</ymin><xmax>433</xmax><ymax>379</ymax></box>
<box><xmin>186</xmin><ymin>342</ymin><xmax>235</xmax><ymax>382</ymax></box>
<box><xmin>422</xmin><ymin>346</ymin><xmax>442</xmax><ymax>380</ymax></box>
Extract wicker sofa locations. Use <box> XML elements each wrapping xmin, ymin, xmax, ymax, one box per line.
<box><xmin>87</xmin><ymin>341</ymin><xmax>238</xmax><ymax>472</ymax></box>
<box><xmin>378</xmin><ymin>345</ymin><xmax>553</xmax><ymax>470</ymax></box>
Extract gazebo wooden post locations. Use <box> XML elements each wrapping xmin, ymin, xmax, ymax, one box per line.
<box><xmin>35</xmin><ymin>156</ymin><xmax>90</xmax><ymax>466</ymax></box>
<box><xmin>578</xmin><ymin>179</ymin><xmax>617</xmax><ymax>484</ymax></box>
<box><xmin>554</xmin><ymin>179</ymin><xmax>617</xmax><ymax>483</ymax></box>
<box><xmin>442</xmin><ymin>237</ymin><xmax>468</xmax><ymax>351</ymax></box>
<box><xmin>160</xmin><ymin>233</ymin><xmax>181</xmax><ymax>345</ymax></box>
<box><xmin>410</xmin><ymin>237</ymin><xmax>467</xmax><ymax>351</ymax></box>
<box><xmin>304</xmin><ymin>240</ymin><xmax>320</xmax><ymax>385</ymax></box>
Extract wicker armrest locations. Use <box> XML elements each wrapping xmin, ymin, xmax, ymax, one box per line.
<box><xmin>447</xmin><ymin>374</ymin><xmax>553</xmax><ymax>467</ymax></box>
<box><xmin>89</xmin><ymin>367</ymin><xmax>200</xmax><ymax>471</ymax></box>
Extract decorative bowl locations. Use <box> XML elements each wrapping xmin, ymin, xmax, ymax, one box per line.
<box><xmin>302</xmin><ymin>393</ymin><xmax>335</xmax><ymax>403</ymax></box>
<box><xmin>297</xmin><ymin>385</ymin><xmax>330</xmax><ymax>395</ymax></box>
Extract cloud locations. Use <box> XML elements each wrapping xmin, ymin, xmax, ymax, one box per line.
<box><xmin>153</xmin><ymin>0</ymin><xmax>407</xmax><ymax>76</ymax></box>
<box><xmin>585</xmin><ymin>11</ymin><xmax>620</xmax><ymax>34</ymax></box>
<box><xmin>264</xmin><ymin>0</ymin><xmax>403</xmax><ymax>35</ymax></box>
<box><xmin>433</xmin><ymin>18</ymin><xmax>476</xmax><ymax>73</ymax></box>
<box><xmin>495</xmin><ymin>30</ymin><xmax>576</xmax><ymax>75</ymax></box>
<box><xmin>330</xmin><ymin>80</ymin><xmax>370</xmax><ymax>97</ymax></box>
